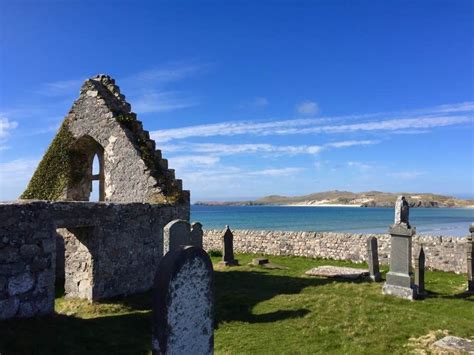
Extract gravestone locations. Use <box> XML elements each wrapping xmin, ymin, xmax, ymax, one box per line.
<box><xmin>468</xmin><ymin>224</ymin><xmax>474</xmax><ymax>293</ymax></box>
<box><xmin>153</xmin><ymin>246</ymin><xmax>214</xmax><ymax>355</ymax></box>
<box><xmin>218</xmin><ymin>226</ymin><xmax>239</xmax><ymax>266</ymax></box>
<box><xmin>382</xmin><ymin>196</ymin><xmax>417</xmax><ymax>300</ymax></box>
<box><xmin>163</xmin><ymin>219</ymin><xmax>203</xmax><ymax>254</ymax></box>
<box><xmin>414</xmin><ymin>245</ymin><xmax>425</xmax><ymax>297</ymax></box>
<box><xmin>191</xmin><ymin>222</ymin><xmax>204</xmax><ymax>249</ymax></box>
<box><xmin>367</xmin><ymin>236</ymin><xmax>381</xmax><ymax>282</ymax></box>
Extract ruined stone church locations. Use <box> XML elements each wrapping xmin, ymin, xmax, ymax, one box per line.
<box><xmin>0</xmin><ymin>75</ymin><xmax>190</xmax><ymax>319</ymax></box>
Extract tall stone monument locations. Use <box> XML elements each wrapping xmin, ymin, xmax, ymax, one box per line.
<box><xmin>468</xmin><ymin>224</ymin><xmax>474</xmax><ymax>293</ymax></box>
<box><xmin>367</xmin><ymin>236</ymin><xmax>381</xmax><ymax>282</ymax></box>
<box><xmin>218</xmin><ymin>226</ymin><xmax>239</xmax><ymax>266</ymax></box>
<box><xmin>382</xmin><ymin>196</ymin><xmax>417</xmax><ymax>300</ymax></box>
<box><xmin>414</xmin><ymin>245</ymin><xmax>425</xmax><ymax>296</ymax></box>
<box><xmin>153</xmin><ymin>246</ymin><xmax>214</xmax><ymax>355</ymax></box>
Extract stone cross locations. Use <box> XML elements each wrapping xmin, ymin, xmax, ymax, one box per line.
<box><xmin>218</xmin><ymin>226</ymin><xmax>239</xmax><ymax>266</ymax></box>
<box><xmin>468</xmin><ymin>224</ymin><xmax>473</xmax><ymax>293</ymax></box>
<box><xmin>367</xmin><ymin>236</ymin><xmax>381</xmax><ymax>282</ymax></box>
<box><xmin>414</xmin><ymin>245</ymin><xmax>425</xmax><ymax>296</ymax></box>
<box><xmin>163</xmin><ymin>219</ymin><xmax>203</xmax><ymax>254</ymax></box>
<box><xmin>394</xmin><ymin>195</ymin><xmax>410</xmax><ymax>228</ymax></box>
<box><xmin>383</xmin><ymin>200</ymin><xmax>416</xmax><ymax>300</ymax></box>
<box><xmin>153</xmin><ymin>246</ymin><xmax>214</xmax><ymax>355</ymax></box>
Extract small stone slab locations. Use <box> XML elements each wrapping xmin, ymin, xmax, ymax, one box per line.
<box><xmin>252</xmin><ymin>258</ymin><xmax>269</xmax><ymax>265</ymax></box>
<box><xmin>261</xmin><ymin>262</ymin><xmax>289</xmax><ymax>270</ymax></box>
<box><xmin>432</xmin><ymin>336</ymin><xmax>474</xmax><ymax>354</ymax></box>
<box><xmin>305</xmin><ymin>266</ymin><xmax>369</xmax><ymax>280</ymax></box>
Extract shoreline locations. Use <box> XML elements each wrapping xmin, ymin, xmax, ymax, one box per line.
<box><xmin>281</xmin><ymin>203</ymin><xmax>362</xmax><ymax>208</ymax></box>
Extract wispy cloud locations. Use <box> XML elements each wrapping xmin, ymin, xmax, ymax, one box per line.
<box><xmin>125</xmin><ymin>64</ymin><xmax>205</xmax><ymax>87</ymax></box>
<box><xmin>248</xmin><ymin>167</ymin><xmax>305</xmax><ymax>176</ymax></box>
<box><xmin>0</xmin><ymin>117</ymin><xmax>18</xmax><ymax>139</ymax></box>
<box><xmin>239</xmin><ymin>97</ymin><xmax>269</xmax><ymax>109</ymax></box>
<box><xmin>151</xmin><ymin>102</ymin><xmax>473</xmax><ymax>142</ymax></box>
<box><xmin>347</xmin><ymin>161</ymin><xmax>372</xmax><ymax>170</ymax></box>
<box><xmin>0</xmin><ymin>158</ymin><xmax>39</xmax><ymax>201</ymax></box>
<box><xmin>388</xmin><ymin>171</ymin><xmax>425</xmax><ymax>179</ymax></box>
<box><xmin>38</xmin><ymin>79</ymin><xmax>84</xmax><ymax>97</ymax></box>
<box><xmin>296</xmin><ymin>101</ymin><xmax>319</xmax><ymax>115</ymax></box>
<box><xmin>132</xmin><ymin>91</ymin><xmax>197</xmax><ymax>114</ymax></box>
<box><xmin>162</xmin><ymin>140</ymin><xmax>376</xmax><ymax>157</ymax></box>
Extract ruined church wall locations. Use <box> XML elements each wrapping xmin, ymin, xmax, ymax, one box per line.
<box><xmin>0</xmin><ymin>203</ymin><xmax>56</xmax><ymax>320</ymax></box>
<box><xmin>0</xmin><ymin>200</ymin><xmax>189</xmax><ymax>320</ymax></box>
<box><xmin>203</xmin><ymin>229</ymin><xmax>468</xmax><ymax>273</ymax></box>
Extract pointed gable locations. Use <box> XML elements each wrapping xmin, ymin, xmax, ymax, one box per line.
<box><xmin>21</xmin><ymin>74</ymin><xmax>188</xmax><ymax>205</ymax></box>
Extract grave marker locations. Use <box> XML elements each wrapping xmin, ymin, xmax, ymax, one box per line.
<box><xmin>414</xmin><ymin>245</ymin><xmax>425</xmax><ymax>297</ymax></box>
<box><xmin>153</xmin><ymin>246</ymin><xmax>214</xmax><ymax>355</ymax></box>
<box><xmin>367</xmin><ymin>236</ymin><xmax>381</xmax><ymax>282</ymax></box>
<box><xmin>382</xmin><ymin>196</ymin><xmax>417</xmax><ymax>300</ymax></box>
<box><xmin>218</xmin><ymin>226</ymin><xmax>239</xmax><ymax>266</ymax></box>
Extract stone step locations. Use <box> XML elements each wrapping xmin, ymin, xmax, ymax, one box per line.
<box><xmin>154</xmin><ymin>150</ymin><xmax>162</xmax><ymax>160</ymax></box>
<box><xmin>159</xmin><ymin>159</ymin><xmax>168</xmax><ymax>170</ymax></box>
<box><xmin>166</xmin><ymin>169</ymin><xmax>175</xmax><ymax>180</ymax></box>
<box><xmin>174</xmin><ymin>179</ymin><xmax>183</xmax><ymax>191</ymax></box>
<box><xmin>146</xmin><ymin>140</ymin><xmax>155</xmax><ymax>152</ymax></box>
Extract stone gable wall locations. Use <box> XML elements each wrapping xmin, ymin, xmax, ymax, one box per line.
<box><xmin>203</xmin><ymin>229</ymin><xmax>469</xmax><ymax>273</ymax></box>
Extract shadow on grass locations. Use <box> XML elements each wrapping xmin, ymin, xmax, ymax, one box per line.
<box><xmin>0</xmin><ymin>269</ymin><xmax>365</xmax><ymax>354</ymax></box>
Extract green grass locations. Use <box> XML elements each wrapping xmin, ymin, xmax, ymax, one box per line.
<box><xmin>1</xmin><ymin>254</ymin><xmax>473</xmax><ymax>354</ymax></box>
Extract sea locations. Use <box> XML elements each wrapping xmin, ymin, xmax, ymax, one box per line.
<box><xmin>191</xmin><ymin>205</ymin><xmax>474</xmax><ymax>237</ymax></box>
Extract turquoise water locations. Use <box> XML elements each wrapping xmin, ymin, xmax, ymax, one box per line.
<box><xmin>191</xmin><ymin>205</ymin><xmax>474</xmax><ymax>236</ymax></box>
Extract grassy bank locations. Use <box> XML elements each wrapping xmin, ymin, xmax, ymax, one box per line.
<box><xmin>1</xmin><ymin>254</ymin><xmax>473</xmax><ymax>354</ymax></box>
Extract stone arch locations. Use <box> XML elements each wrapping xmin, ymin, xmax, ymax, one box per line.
<box><xmin>66</xmin><ymin>135</ymin><xmax>105</xmax><ymax>201</ymax></box>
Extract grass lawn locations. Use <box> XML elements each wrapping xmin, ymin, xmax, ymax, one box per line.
<box><xmin>1</xmin><ymin>254</ymin><xmax>473</xmax><ymax>354</ymax></box>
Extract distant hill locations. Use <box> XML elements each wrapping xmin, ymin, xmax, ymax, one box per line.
<box><xmin>194</xmin><ymin>190</ymin><xmax>474</xmax><ymax>208</ymax></box>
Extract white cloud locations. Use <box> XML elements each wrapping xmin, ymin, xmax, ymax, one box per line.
<box><xmin>125</xmin><ymin>64</ymin><xmax>204</xmax><ymax>86</ymax></box>
<box><xmin>325</xmin><ymin>140</ymin><xmax>377</xmax><ymax>148</ymax></box>
<box><xmin>0</xmin><ymin>158</ymin><xmax>39</xmax><ymax>201</ymax></box>
<box><xmin>388</xmin><ymin>171</ymin><xmax>424</xmax><ymax>179</ymax></box>
<box><xmin>247</xmin><ymin>167</ymin><xmax>305</xmax><ymax>176</ymax></box>
<box><xmin>39</xmin><ymin>79</ymin><xmax>84</xmax><ymax>97</ymax></box>
<box><xmin>168</xmin><ymin>155</ymin><xmax>220</xmax><ymax>170</ymax></box>
<box><xmin>0</xmin><ymin>117</ymin><xmax>18</xmax><ymax>139</ymax></box>
<box><xmin>347</xmin><ymin>161</ymin><xmax>372</xmax><ymax>170</ymax></box>
<box><xmin>132</xmin><ymin>91</ymin><xmax>197</xmax><ymax>114</ymax></box>
<box><xmin>296</xmin><ymin>101</ymin><xmax>319</xmax><ymax>115</ymax></box>
<box><xmin>151</xmin><ymin>102</ymin><xmax>473</xmax><ymax>142</ymax></box>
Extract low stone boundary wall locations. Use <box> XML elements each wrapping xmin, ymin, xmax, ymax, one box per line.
<box><xmin>203</xmin><ymin>229</ymin><xmax>469</xmax><ymax>274</ymax></box>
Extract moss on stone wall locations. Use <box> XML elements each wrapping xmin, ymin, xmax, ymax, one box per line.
<box><xmin>20</xmin><ymin>122</ymin><xmax>85</xmax><ymax>200</ymax></box>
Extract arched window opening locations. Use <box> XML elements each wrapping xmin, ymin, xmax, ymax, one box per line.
<box><xmin>67</xmin><ymin>135</ymin><xmax>105</xmax><ymax>202</ymax></box>
<box><xmin>90</xmin><ymin>154</ymin><xmax>101</xmax><ymax>202</ymax></box>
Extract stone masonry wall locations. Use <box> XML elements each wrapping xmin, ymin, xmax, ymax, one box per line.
<box><xmin>0</xmin><ymin>200</ymin><xmax>189</xmax><ymax>320</ymax></box>
<box><xmin>0</xmin><ymin>203</ymin><xmax>56</xmax><ymax>320</ymax></box>
<box><xmin>203</xmin><ymin>229</ymin><xmax>469</xmax><ymax>274</ymax></box>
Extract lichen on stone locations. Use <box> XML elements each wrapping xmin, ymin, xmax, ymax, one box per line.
<box><xmin>21</xmin><ymin>122</ymin><xmax>87</xmax><ymax>200</ymax></box>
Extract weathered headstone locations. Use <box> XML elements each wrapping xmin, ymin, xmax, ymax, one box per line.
<box><xmin>163</xmin><ymin>219</ymin><xmax>203</xmax><ymax>254</ymax></box>
<box><xmin>191</xmin><ymin>222</ymin><xmax>204</xmax><ymax>249</ymax></box>
<box><xmin>153</xmin><ymin>246</ymin><xmax>214</xmax><ymax>355</ymax></box>
<box><xmin>218</xmin><ymin>226</ymin><xmax>239</xmax><ymax>266</ymax></box>
<box><xmin>468</xmin><ymin>224</ymin><xmax>474</xmax><ymax>293</ymax></box>
<box><xmin>383</xmin><ymin>196</ymin><xmax>417</xmax><ymax>300</ymax></box>
<box><xmin>414</xmin><ymin>245</ymin><xmax>425</xmax><ymax>297</ymax></box>
<box><xmin>367</xmin><ymin>236</ymin><xmax>381</xmax><ymax>282</ymax></box>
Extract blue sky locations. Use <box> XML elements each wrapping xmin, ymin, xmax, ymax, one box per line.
<box><xmin>0</xmin><ymin>0</ymin><xmax>473</xmax><ymax>201</ymax></box>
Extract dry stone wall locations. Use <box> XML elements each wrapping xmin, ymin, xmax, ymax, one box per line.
<box><xmin>203</xmin><ymin>229</ymin><xmax>469</xmax><ymax>273</ymax></box>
